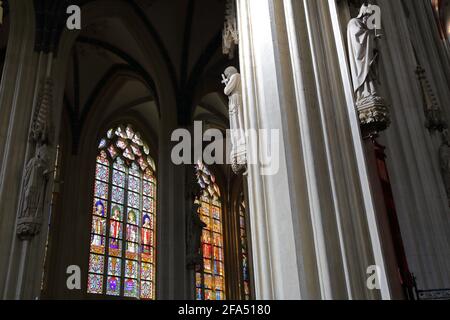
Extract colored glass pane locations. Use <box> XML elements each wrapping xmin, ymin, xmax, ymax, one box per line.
<box><xmin>87</xmin><ymin>125</ymin><xmax>157</xmax><ymax>299</ymax></box>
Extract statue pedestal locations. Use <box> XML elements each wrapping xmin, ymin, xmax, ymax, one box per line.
<box><xmin>357</xmin><ymin>95</ymin><xmax>391</xmax><ymax>137</ymax></box>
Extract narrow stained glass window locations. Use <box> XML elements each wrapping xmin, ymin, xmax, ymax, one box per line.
<box><xmin>195</xmin><ymin>162</ymin><xmax>225</xmax><ymax>300</ymax></box>
<box><xmin>87</xmin><ymin>125</ymin><xmax>157</xmax><ymax>300</ymax></box>
<box><xmin>238</xmin><ymin>193</ymin><xmax>251</xmax><ymax>300</ymax></box>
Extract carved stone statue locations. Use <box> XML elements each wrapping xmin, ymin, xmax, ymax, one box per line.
<box><xmin>415</xmin><ymin>64</ymin><xmax>447</xmax><ymax>132</ymax></box>
<box><xmin>348</xmin><ymin>4</ymin><xmax>380</xmax><ymax>103</ymax></box>
<box><xmin>223</xmin><ymin>66</ymin><xmax>247</xmax><ymax>173</ymax></box>
<box><xmin>439</xmin><ymin>130</ymin><xmax>450</xmax><ymax>207</ymax></box>
<box><xmin>17</xmin><ymin>143</ymin><xmax>51</xmax><ymax>240</ymax></box>
<box><xmin>186</xmin><ymin>174</ymin><xmax>206</xmax><ymax>269</ymax></box>
<box><xmin>347</xmin><ymin>4</ymin><xmax>390</xmax><ymax>135</ymax></box>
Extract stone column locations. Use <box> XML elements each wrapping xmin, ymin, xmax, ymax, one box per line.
<box><xmin>0</xmin><ymin>0</ymin><xmax>44</xmax><ymax>299</ymax></box>
<box><xmin>0</xmin><ymin>0</ymin><xmax>70</xmax><ymax>300</ymax></box>
<box><xmin>237</xmin><ymin>0</ymin><xmax>394</xmax><ymax>299</ymax></box>
<box><xmin>375</xmin><ymin>0</ymin><xmax>450</xmax><ymax>290</ymax></box>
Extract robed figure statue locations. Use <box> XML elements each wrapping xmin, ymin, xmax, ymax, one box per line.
<box><xmin>223</xmin><ymin>66</ymin><xmax>247</xmax><ymax>173</ymax></box>
<box><xmin>347</xmin><ymin>4</ymin><xmax>390</xmax><ymax>135</ymax></box>
<box><xmin>347</xmin><ymin>4</ymin><xmax>380</xmax><ymax>104</ymax></box>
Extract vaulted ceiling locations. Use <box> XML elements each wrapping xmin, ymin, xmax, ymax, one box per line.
<box><xmin>58</xmin><ymin>0</ymin><xmax>234</xmax><ymax>152</ymax></box>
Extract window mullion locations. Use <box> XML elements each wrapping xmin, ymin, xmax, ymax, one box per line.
<box><xmin>121</xmin><ymin>163</ymin><xmax>129</xmax><ymax>297</ymax></box>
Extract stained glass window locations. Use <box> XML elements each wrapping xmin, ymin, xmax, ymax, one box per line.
<box><xmin>87</xmin><ymin>125</ymin><xmax>157</xmax><ymax>300</ymax></box>
<box><xmin>195</xmin><ymin>162</ymin><xmax>226</xmax><ymax>300</ymax></box>
<box><xmin>238</xmin><ymin>194</ymin><xmax>251</xmax><ymax>300</ymax></box>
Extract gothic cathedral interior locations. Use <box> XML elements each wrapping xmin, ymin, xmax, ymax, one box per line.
<box><xmin>0</xmin><ymin>0</ymin><xmax>449</xmax><ymax>302</ymax></box>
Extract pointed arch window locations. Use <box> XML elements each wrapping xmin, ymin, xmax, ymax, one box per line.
<box><xmin>195</xmin><ymin>163</ymin><xmax>226</xmax><ymax>300</ymax></box>
<box><xmin>238</xmin><ymin>192</ymin><xmax>252</xmax><ymax>300</ymax></box>
<box><xmin>87</xmin><ymin>125</ymin><xmax>157</xmax><ymax>300</ymax></box>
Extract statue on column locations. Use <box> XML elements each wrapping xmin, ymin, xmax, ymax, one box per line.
<box><xmin>17</xmin><ymin>143</ymin><xmax>51</xmax><ymax>240</ymax></box>
<box><xmin>17</xmin><ymin>77</ymin><xmax>53</xmax><ymax>240</ymax></box>
<box><xmin>347</xmin><ymin>4</ymin><xmax>390</xmax><ymax>136</ymax></box>
<box><xmin>223</xmin><ymin>66</ymin><xmax>247</xmax><ymax>174</ymax></box>
<box><xmin>186</xmin><ymin>173</ymin><xmax>206</xmax><ymax>269</ymax></box>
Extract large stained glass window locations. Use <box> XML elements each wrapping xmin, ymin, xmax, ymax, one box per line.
<box><xmin>238</xmin><ymin>193</ymin><xmax>251</xmax><ymax>300</ymax></box>
<box><xmin>195</xmin><ymin>163</ymin><xmax>226</xmax><ymax>300</ymax></box>
<box><xmin>88</xmin><ymin>125</ymin><xmax>157</xmax><ymax>299</ymax></box>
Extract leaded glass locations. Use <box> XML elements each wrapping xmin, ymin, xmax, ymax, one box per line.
<box><xmin>131</xmin><ymin>144</ymin><xmax>142</xmax><ymax>157</ymax></box>
<box><xmin>113</xmin><ymin>158</ymin><xmax>126</xmax><ymax>172</ymax></box>
<box><xmin>111</xmin><ymin>186</ymin><xmax>125</xmax><ymax>204</ymax></box>
<box><xmin>126</xmin><ymin>225</ymin><xmax>138</xmax><ymax>242</ymax></box>
<box><xmin>143</xmin><ymin>144</ymin><xmax>150</xmax><ymax>155</ymax></box>
<box><xmin>109</xmin><ymin>220</ymin><xmax>122</xmax><ymax>239</ymax></box>
<box><xmin>127</xmin><ymin>192</ymin><xmax>139</xmax><ymax>209</ymax></box>
<box><xmin>90</xmin><ymin>235</ymin><xmax>105</xmax><ymax>255</ymax></box>
<box><xmin>128</xmin><ymin>175</ymin><xmax>140</xmax><ymax>193</ymax></box>
<box><xmin>129</xmin><ymin>163</ymin><xmax>140</xmax><ymax>177</ymax></box>
<box><xmin>112</xmin><ymin>170</ymin><xmax>126</xmax><ymax>188</ymax></box>
<box><xmin>108</xmin><ymin>257</ymin><xmax>121</xmax><ymax>276</ymax></box>
<box><xmin>123</xmin><ymin>147</ymin><xmax>135</xmax><ymax>161</ymax></box>
<box><xmin>126</xmin><ymin>242</ymin><xmax>139</xmax><ymax>260</ymax></box>
<box><xmin>125</xmin><ymin>260</ymin><xmax>139</xmax><ymax>279</ymax></box>
<box><xmin>127</xmin><ymin>210</ymin><xmax>138</xmax><ymax>225</ymax></box>
<box><xmin>132</xmin><ymin>132</ymin><xmax>143</xmax><ymax>146</ymax></box>
<box><xmin>126</xmin><ymin>126</ymin><xmax>134</xmax><ymax>139</ymax></box>
<box><xmin>107</xmin><ymin>277</ymin><xmax>120</xmax><ymax>296</ymax></box>
<box><xmin>98</xmin><ymin>139</ymin><xmax>108</xmax><ymax>149</ymax></box>
<box><xmin>87</xmin><ymin>124</ymin><xmax>157</xmax><ymax>299</ymax></box>
<box><xmin>91</xmin><ymin>216</ymin><xmax>106</xmax><ymax>236</ymax></box>
<box><xmin>94</xmin><ymin>181</ymin><xmax>108</xmax><ymax>200</ymax></box>
<box><xmin>140</xmin><ymin>281</ymin><xmax>152</xmax><ymax>300</ymax></box>
<box><xmin>143</xmin><ymin>181</ymin><xmax>151</xmax><ymax>196</ymax></box>
<box><xmin>141</xmin><ymin>263</ymin><xmax>152</xmax><ymax>281</ymax></box>
<box><xmin>97</xmin><ymin>151</ymin><xmax>109</xmax><ymax>166</ymax></box>
<box><xmin>96</xmin><ymin>164</ymin><xmax>109</xmax><ymax>182</ymax></box>
<box><xmin>110</xmin><ymin>204</ymin><xmax>123</xmax><ymax>222</ymax></box>
<box><xmin>89</xmin><ymin>254</ymin><xmax>104</xmax><ymax>274</ymax></box>
<box><xmin>115</xmin><ymin>126</ymin><xmax>127</xmax><ymax>139</ymax></box>
<box><xmin>137</xmin><ymin>157</ymin><xmax>148</xmax><ymax>171</ymax></box>
<box><xmin>109</xmin><ymin>239</ymin><xmax>122</xmax><ymax>258</ymax></box>
<box><xmin>108</xmin><ymin>145</ymin><xmax>118</xmax><ymax>159</ymax></box>
<box><xmin>117</xmin><ymin>138</ymin><xmax>128</xmax><ymax>150</ymax></box>
<box><xmin>143</xmin><ymin>197</ymin><xmax>152</xmax><ymax>212</ymax></box>
<box><xmin>93</xmin><ymin>199</ymin><xmax>107</xmax><ymax>217</ymax></box>
<box><xmin>124</xmin><ymin>279</ymin><xmax>139</xmax><ymax>298</ymax></box>
<box><xmin>142</xmin><ymin>213</ymin><xmax>153</xmax><ymax>230</ymax></box>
